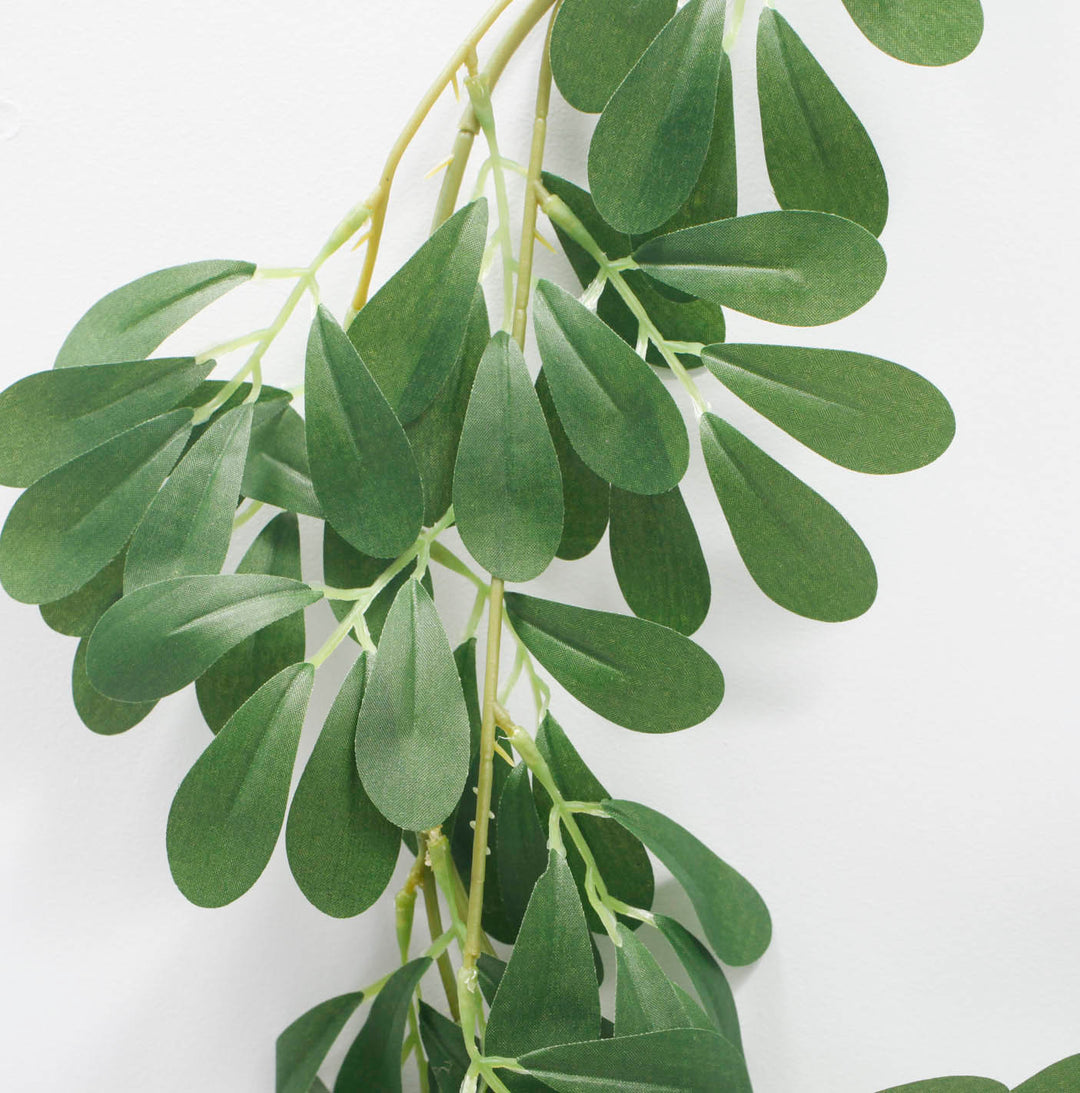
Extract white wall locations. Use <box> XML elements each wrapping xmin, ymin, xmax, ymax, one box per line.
<box><xmin>1</xmin><ymin>1</ymin><xmax>1077</xmax><ymax>1089</ymax></box>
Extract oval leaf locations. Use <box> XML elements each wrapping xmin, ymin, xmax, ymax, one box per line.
<box><xmin>197</xmin><ymin>512</ymin><xmax>307</xmax><ymax>733</ymax></box>
<box><xmin>700</xmin><ymin>413</ymin><xmax>878</xmax><ymax>621</ymax></box>
<box><xmin>0</xmin><ymin>410</ymin><xmax>192</xmax><ymax>604</ymax></box>
<box><xmin>86</xmin><ymin>573</ymin><xmax>321</xmax><ymax>702</ymax></box>
<box><xmin>841</xmin><ymin>0</ymin><xmax>983</xmax><ymax>66</ymax></box>
<box><xmin>55</xmin><ymin>259</ymin><xmax>255</xmax><ymax>368</ymax></box>
<box><xmin>0</xmin><ymin>357</ymin><xmax>212</xmax><ymax>487</ymax></box>
<box><xmin>355</xmin><ymin>581</ymin><xmax>471</xmax><ymax>831</ymax></box>
<box><xmin>286</xmin><ymin>656</ymin><xmax>401</xmax><ymax>918</ymax></box>
<box><xmin>877</xmin><ymin>1082</ymin><xmax>1007</xmax><ymax>1093</ymax></box>
<box><xmin>124</xmin><ymin>404</ymin><xmax>252</xmax><ymax>592</ymax></box>
<box><xmin>703</xmin><ymin>343</ymin><xmax>955</xmax><ymax>473</ymax></box>
<box><xmin>588</xmin><ymin>0</ymin><xmax>728</xmax><ymax>233</ymax></box>
<box><xmin>533</xmin><ymin>280</ymin><xmax>689</xmax><ymax>495</ymax></box>
<box><xmin>609</xmin><ymin>486</ymin><xmax>710</xmax><ymax>635</ymax></box>
<box><xmin>306</xmin><ymin>306</ymin><xmax>423</xmax><ymax>558</ymax></box>
<box><xmin>39</xmin><ymin>551</ymin><xmax>126</xmax><ymax>638</ymax></box>
<box><xmin>276</xmin><ymin>990</ymin><xmax>367</xmax><ymax>1093</ymax></box>
<box><xmin>1014</xmin><ymin>1055</ymin><xmax>1080</xmax><ymax>1093</ymax></box>
<box><xmin>550</xmin><ymin>0</ymin><xmax>677</xmax><ymax>113</ymax></box>
<box><xmin>243</xmin><ymin>403</ymin><xmax>323</xmax><ymax>519</ymax></box>
<box><xmin>418</xmin><ymin>1002</ymin><xmax>471</xmax><ymax>1093</ymax></box>
<box><xmin>454</xmin><ymin>332</ymin><xmax>563</xmax><ymax>582</ymax></box>
<box><xmin>758</xmin><ymin>9</ymin><xmax>888</xmax><ymax>235</ymax></box>
<box><xmin>634</xmin><ymin>210</ymin><xmax>887</xmax><ymax>326</ymax></box>
<box><xmin>495</xmin><ymin>763</ymin><xmax>549</xmax><ymax>934</ymax></box>
<box><xmin>348</xmin><ymin>201</ymin><xmax>487</xmax><ymax>423</ymax></box>
<box><xmin>604</xmin><ymin>799</ymin><xmax>771</xmax><ymax>966</ymax></box>
<box><xmin>614</xmin><ymin>924</ymin><xmax>711</xmax><ymax>1037</ymax></box>
<box><xmin>72</xmin><ymin>636</ymin><xmax>156</xmax><ymax>736</ymax></box>
<box><xmin>504</xmin><ymin>593</ymin><xmax>724</xmax><ymax>733</ymax></box>
<box><xmin>166</xmin><ymin>662</ymin><xmax>314</xmax><ymax>907</ymax></box>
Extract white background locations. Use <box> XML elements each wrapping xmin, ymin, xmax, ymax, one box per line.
<box><xmin>1</xmin><ymin>1</ymin><xmax>1078</xmax><ymax>1090</ymax></box>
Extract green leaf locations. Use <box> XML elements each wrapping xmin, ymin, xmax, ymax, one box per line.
<box><xmin>496</xmin><ymin>763</ymin><xmax>549</xmax><ymax>933</ymax></box>
<box><xmin>533</xmin><ymin>715</ymin><xmax>655</xmax><ymax>930</ymax></box>
<box><xmin>454</xmin><ymin>332</ymin><xmax>563</xmax><ymax>582</ymax></box>
<box><xmin>609</xmin><ymin>486</ymin><xmax>710</xmax><ymax>635</ymax></box>
<box><xmin>276</xmin><ymin>990</ymin><xmax>366</xmax><ymax>1093</ymax></box>
<box><xmin>486</xmin><ymin>852</ymin><xmax>601</xmax><ymax>1063</ymax></box>
<box><xmin>703</xmin><ymin>343</ymin><xmax>955</xmax><ymax>473</ymax></box>
<box><xmin>0</xmin><ymin>410</ymin><xmax>192</xmax><ymax>604</ymax></box>
<box><xmin>615</xmin><ymin>924</ymin><xmax>711</xmax><ymax>1037</ymax></box>
<box><xmin>634</xmin><ymin>210</ymin><xmax>887</xmax><ymax>326</ymax></box>
<box><xmin>477</xmin><ymin>953</ymin><xmax>506</xmax><ymax>1006</ymax></box>
<box><xmin>305</xmin><ymin>307</ymin><xmax>423</xmax><ymax>559</ymax></box>
<box><xmin>0</xmin><ymin>357</ymin><xmax>212</xmax><ymax>487</ymax></box>
<box><xmin>86</xmin><ymin>573</ymin><xmax>320</xmax><ymax>702</ymax></box>
<box><xmin>1014</xmin><ymin>1055</ymin><xmax>1080</xmax><ymax>1092</ymax></box>
<box><xmin>520</xmin><ymin>1028</ymin><xmax>751</xmax><ymax>1093</ymax></box>
<box><xmin>197</xmin><ymin>513</ymin><xmax>306</xmax><ymax>733</ymax></box>
<box><xmin>418</xmin><ymin>1002</ymin><xmax>471</xmax><ymax>1093</ymax></box>
<box><xmin>355</xmin><ymin>581</ymin><xmax>471</xmax><ymax>831</ymax></box>
<box><xmin>505</xmin><ymin>594</ymin><xmax>724</xmax><ymax>733</ymax></box>
<box><xmin>348</xmin><ymin>201</ymin><xmax>487</xmax><ymax>423</ymax></box>
<box><xmin>287</xmin><ymin>656</ymin><xmax>400</xmax><ymax>918</ymax></box>
<box><xmin>757</xmin><ymin>9</ymin><xmax>888</xmax><ymax>235</ymax></box>
<box><xmin>550</xmin><ymin>0</ymin><xmax>677</xmax><ymax>113</ymax></box>
<box><xmin>333</xmin><ymin>958</ymin><xmax>431</xmax><ymax>1093</ymax></box>
<box><xmin>841</xmin><ymin>0</ymin><xmax>983</xmax><ymax>66</ymax></box>
<box><xmin>876</xmin><ymin>1082</ymin><xmax>1007</xmax><ymax>1093</ymax></box>
<box><xmin>405</xmin><ymin>287</ymin><xmax>489</xmax><ymax>525</ymax></box>
<box><xmin>533</xmin><ymin>280</ymin><xmax>688</xmax><ymax>495</ymax></box>
<box><xmin>166</xmin><ymin>662</ymin><xmax>314</xmax><ymax>907</ymax></box>
<box><xmin>700</xmin><ymin>413</ymin><xmax>878</xmax><ymax>621</ymax></box>
<box><xmin>588</xmin><ymin>0</ymin><xmax>728</xmax><ymax>234</ymax></box>
<box><xmin>124</xmin><ymin>404</ymin><xmax>252</xmax><ymax>592</ymax></box>
<box><xmin>39</xmin><ymin>551</ymin><xmax>126</xmax><ymax>637</ymax></box>
<box><xmin>71</xmin><ymin>636</ymin><xmax>156</xmax><ymax>736</ymax></box>
<box><xmin>536</xmin><ymin>371</ymin><xmax>609</xmax><ymax>560</ymax></box>
<box><xmin>54</xmin><ymin>260</ymin><xmax>256</xmax><ymax>368</ymax></box>
<box><xmin>243</xmin><ymin>404</ymin><xmax>323</xmax><ymax>519</ymax></box>
<box><xmin>653</xmin><ymin>915</ymin><xmax>743</xmax><ymax>1051</ymax></box>
<box><xmin>604</xmin><ymin>800</ymin><xmax>771</xmax><ymax>966</ymax></box>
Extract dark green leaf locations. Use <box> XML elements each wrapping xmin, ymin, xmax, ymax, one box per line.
<box><xmin>418</xmin><ymin>1002</ymin><xmax>471</xmax><ymax>1093</ymax></box>
<box><xmin>0</xmin><ymin>410</ymin><xmax>192</xmax><ymax>604</ymax></box>
<box><xmin>496</xmin><ymin>763</ymin><xmax>549</xmax><ymax>933</ymax></box>
<box><xmin>505</xmin><ymin>594</ymin><xmax>724</xmax><ymax>733</ymax></box>
<box><xmin>86</xmin><ymin>573</ymin><xmax>320</xmax><ymax>702</ymax></box>
<box><xmin>533</xmin><ymin>715</ymin><xmax>654</xmax><ymax>930</ymax></box>
<box><xmin>536</xmin><ymin>371</ymin><xmax>609</xmax><ymax>560</ymax></box>
<box><xmin>841</xmin><ymin>0</ymin><xmax>983</xmax><ymax>66</ymax></box>
<box><xmin>486</xmin><ymin>852</ymin><xmax>601</xmax><ymax>1063</ymax></box>
<box><xmin>615</xmin><ymin>924</ymin><xmax>710</xmax><ymax>1037</ymax></box>
<box><xmin>0</xmin><ymin>357</ymin><xmax>212</xmax><ymax>487</ymax></box>
<box><xmin>520</xmin><ymin>1028</ymin><xmax>751</xmax><ymax>1093</ymax></box>
<box><xmin>348</xmin><ymin>201</ymin><xmax>487</xmax><ymax>423</ymax></box>
<box><xmin>305</xmin><ymin>307</ymin><xmax>423</xmax><ymax>558</ymax></box>
<box><xmin>276</xmin><ymin>990</ymin><xmax>366</xmax><ymax>1093</ymax></box>
<box><xmin>71</xmin><ymin>636</ymin><xmax>156</xmax><ymax>736</ymax></box>
<box><xmin>454</xmin><ymin>332</ymin><xmax>563</xmax><ymax>582</ymax></box>
<box><xmin>55</xmin><ymin>259</ymin><xmax>256</xmax><ymax>368</ymax></box>
<box><xmin>124</xmin><ymin>404</ymin><xmax>252</xmax><ymax>592</ymax></box>
<box><xmin>758</xmin><ymin>9</ymin><xmax>888</xmax><ymax>235</ymax></box>
<box><xmin>1014</xmin><ymin>1055</ymin><xmax>1080</xmax><ymax>1092</ymax></box>
<box><xmin>588</xmin><ymin>0</ymin><xmax>728</xmax><ymax>233</ymax></box>
<box><xmin>39</xmin><ymin>551</ymin><xmax>126</xmax><ymax>637</ymax></box>
<box><xmin>876</xmin><ymin>1082</ymin><xmax>1007</xmax><ymax>1093</ymax></box>
<box><xmin>702</xmin><ymin>342</ymin><xmax>955</xmax><ymax>474</ymax></box>
<box><xmin>243</xmin><ymin>404</ymin><xmax>323</xmax><ymax>519</ymax></box>
<box><xmin>333</xmin><ymin>958</ymin><xmax>431</xmax><ymax>1093</ymax></box>
<box><xmin>287</xmin><ymin>656</ymin><xmax>400</xmax><ymax>918</ymax></box>
<box><xmin>355</xmin><ymin>581</ymin><xmax>471</xmax><ymax>830</ymax></box>
<box><xmin>197</xmin><ymin>513</ymin><xmax>307</xmax><ymax>732</ymax></box>
<box><xmin>405</xmin><ymin>287</ymin><xmax>489</xmax><ymax>525</ymax></box>
<box><xmin>166</xmin><ymin>663</ymin><xmax>314</xmax><ymax>907</ymax></box>
<box><xmin>533</xmin><ymin>280</ymin><xmax>688</xmax><ymax>495</ymax></box>
<box><xmin>477</xmin><ymin>953</ymin><xmax>506</xmax><ymax>1006</ymax></box>
<box><xmin>550</xmin><ymin>0</ymin><xmax>677</xmax><ymax>113</ymax></box>
<box><xmin>634</xmin><ymin>210</ymin><xmax>887</xmax><ymax>326</ymax></box>
<box><xmin>609</xmin><ymin>486</ymin><xmax>709</xmax><ymax>635</ymax></box>
<box><xmin>653</xmin><ymin>915</ymin><xmax>742</xmax><ymax>1051</ymax></box>
<box><xmin>604</xmin><ymin>800</ymin><xmax>771</xmax><ymax>966</ymax></box>
<box><xmin>700</xmin><ymin>413</ymin><xmax>878</xmax><ymax>621</ymax></box>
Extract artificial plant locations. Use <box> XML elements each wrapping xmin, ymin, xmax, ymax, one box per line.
<box><xmin>0</xmin><ymin>0</ymin><xmax>1074</xmax><ymax>1090</ymax></box>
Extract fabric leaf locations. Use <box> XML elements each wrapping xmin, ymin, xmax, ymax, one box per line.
<box><xmin>71</xmin><ymin>636</ymin><xmax>156</xmax><ymax>736</ymax></box>
<box><xmin>276</xmin><ymin>990</ymin><xmax>366</xmax><ymax>1093</ymax></box>
<box><xmin>243</xmin><ymin>403</ymin><xmax>323</xmax><ymax>519</ymax></box>
<box><xmin>496</xmin><ymin>763</ymin><xmax>550</xmax><ymax>934</ymax></box>
<box><xmin>841</xmin><ymin>0</ymin><xmax>983</xmax><ymax>66</ymax></box>
<box><xmin>614</xmin><ymin>924</ymin><xmax>711</xmax><ymax>1037</ymax></box>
